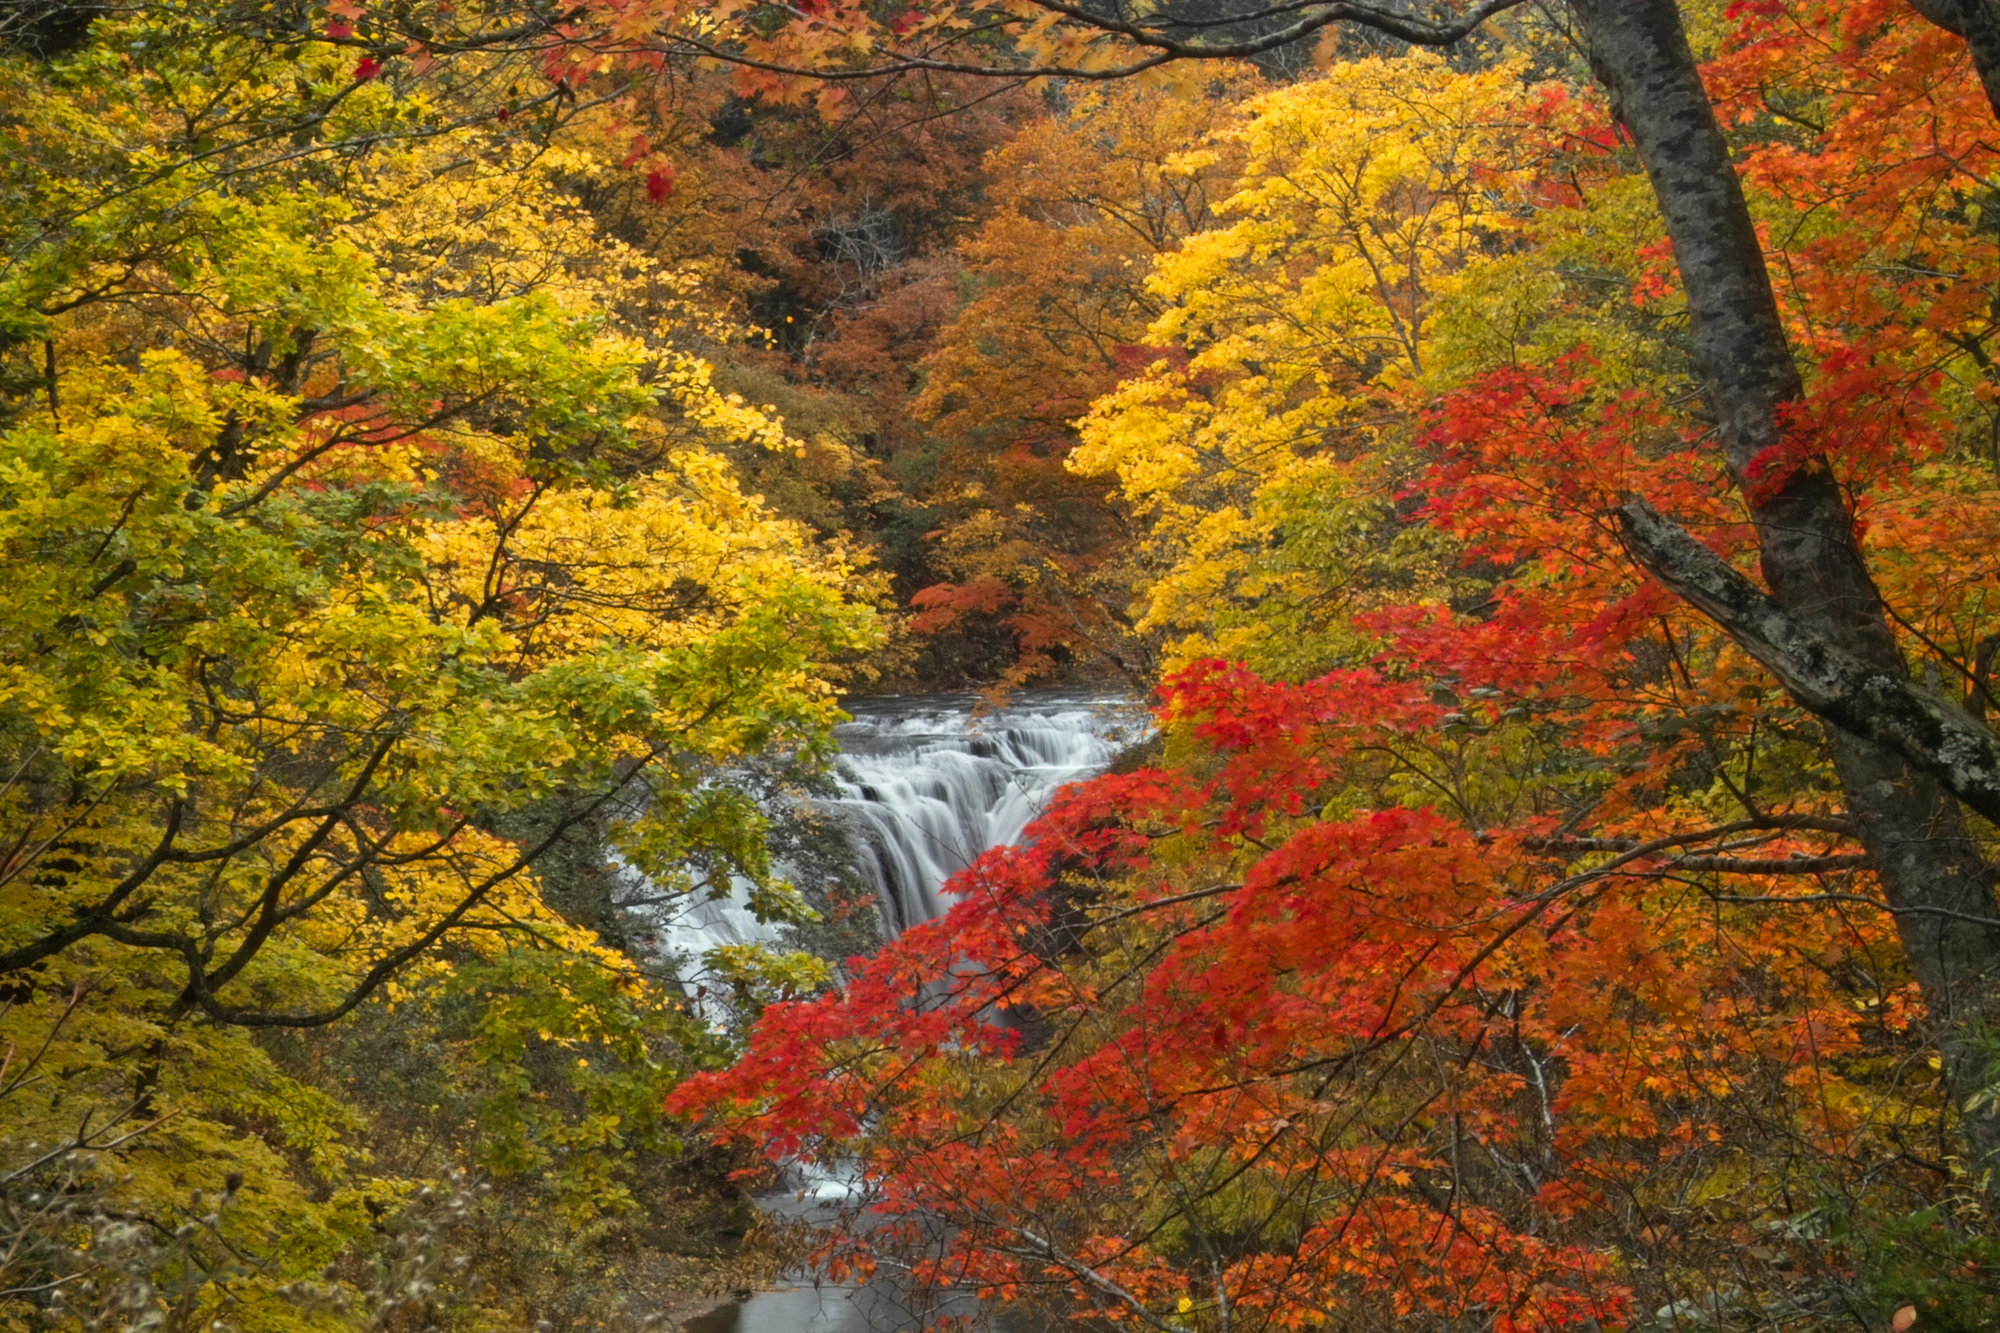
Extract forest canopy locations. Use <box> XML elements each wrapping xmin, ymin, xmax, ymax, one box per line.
<box><xmin>0</xmin><ymin>7</ymin><xmax>883</xmax><ymax>1328</ymax></box>
<box><xmin>9</xmin><ymin>1</ymin><xmax>2000</xmax><ymax>1332</ymax></box>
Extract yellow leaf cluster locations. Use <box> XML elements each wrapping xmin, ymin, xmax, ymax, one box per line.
<box><xmin>1074</xmin><ymin>54</ymin><xmax>1521</xmax><ymax>676</ymax></box>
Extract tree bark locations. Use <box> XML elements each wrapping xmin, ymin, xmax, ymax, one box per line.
<box><xmin>1908</xmin><ymin>0</ymin><xmax>2000</xmax><ymax>122</ymax></box>
<box><xmin>1569</xmin><ymin>0</ymin><xmax>2000</xmax><ymax>1163</ymax></box>
<box><xmin>1617</xmin><ymin>498</ymin><xmax>2000</xmax><ymax>827</ymax></box>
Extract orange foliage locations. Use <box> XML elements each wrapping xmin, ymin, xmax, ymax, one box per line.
<box><xmin>902</xmin><ymin>77</ymin><xmax>1258</xmax><ymax>688</ymax></box>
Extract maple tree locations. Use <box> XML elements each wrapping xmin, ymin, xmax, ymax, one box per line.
<box><xmin>905</xmin><ymin>74</ymin><xmax>1257</xmax><ymax>688</ymax></box>
<box><xmin>1072</xmin><ymin>51</ymin><xmax>1520</xmax><ymax>679</ymax></box>
<box><xmin>15</xmin><ymin>0</ymin><xmax>2000</xmax><ymax>1329</ymax></box>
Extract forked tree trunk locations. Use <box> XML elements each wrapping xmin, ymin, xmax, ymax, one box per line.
<box><xmin>1567</xmin><ymin>0</ymin><xmax>2000</xmax><ymax>1168</ymax></box>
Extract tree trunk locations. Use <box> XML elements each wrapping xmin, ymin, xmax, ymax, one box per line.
<box><xmin>1616</xmin><ymin>497</ymin><xmax>2000</xmax><ymax>827</ymax></box>
<box><xmin>1908</xmin><ymin>0</ymin><xmax>2000</xmax><ymax>122</ymax></box>
<box><xmin>1569</xmin><ymin>0</ymin><xmax>2000</xmax><ymax>1165</ymax></box>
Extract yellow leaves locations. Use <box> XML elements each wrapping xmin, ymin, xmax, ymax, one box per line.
<box><xmin>1073</xmin><ymin>54</ymin><xmax>1511</xmax><ymax>676</ymax></box>
<box><xmin>1070</xmin><ymin>374</ymin><xmax>1205</xmax><ymax>506</ymax></box>
<box><xmin>656</xmin><ymin>352</ymin><xmax>794</xmax><ymax>452</ymax></box>
<box><xmin>411</xmin><ymin>445</ymin><xmax>854</xmax><ymax>674</ymax></box>
<box><xmin>0</xmin><ymin>15</ymin><xmax>891</xmax><ymax>1321</ymax></box>
<box><xmin>1143</xmin><ymin>51</ymin><xmax>1515</xmax><ymax>382</ymax></box>
<box><xmin>1</xmin><ymin>84</ymin><xmax>872</xmax><ymax>1276</ymax></box>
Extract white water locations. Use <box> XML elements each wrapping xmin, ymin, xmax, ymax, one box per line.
<box><xmin>642</xmin><ymin>689</ymin><xmax>1144</xmax><ymax>981</ymax></box>
<box><xmin>657</xmin><ymin>690</ymin><xmax>1141</xmax><ymax>1331</ymax></box>
<box><xmin>829</xmin><ymin>690</ymin><xmax>1144</xmax><ymax>932</ymax></box>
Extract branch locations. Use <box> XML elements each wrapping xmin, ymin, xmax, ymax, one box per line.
<box><xmin>664</xmin><ymin>0</ymin><xmax>1527</xmax><ymax>84</ymax></box>
<box><xmin>1699</xmin><ymin>890</ymin><xmax>2000</xmax><ymax>927</ymax></box>
<box><xmin>0</xmin><ymin>799</ymin><xmax>185</xmax><ymax>976</ymax></box>
<box><xmin>1524</xmin><ymin>813</ymin><xmax>1856</xmax><ymax>855</ymax></box>
<box><xmin>1671</xmin><ymin>852</ymin><xmax>1872</xmax><ymax>874</ymax></box>
<box><xmin>1014</xmin><ymin>0</ymin><xmax>1527</xmax><ymax>51</ymax></box>
<box><xmin>185</xmin><ymin>738</ymin><xmax>679</xmax><ymax>1028</ymax></box>
<box><xmin>1617</xmin><ymin>498</ymin><xmax>2000</xmax><ymax>827</ymax></box>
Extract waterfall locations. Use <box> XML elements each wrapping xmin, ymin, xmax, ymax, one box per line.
<box><xmin>632</xmin><ymin>689</ymin><xmax>1145</xmax><ymax>986</ymax></box>
<box><xmin>657</xmin><ymin>690</ymin><xmax>1143</xmax><ymax>1333</ymax></box>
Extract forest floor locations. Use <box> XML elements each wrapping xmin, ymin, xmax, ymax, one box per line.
<box><xmin>610</xmin><ymin>1249</ymin><xmax>743</xmax><ymax>1329</ymax></box>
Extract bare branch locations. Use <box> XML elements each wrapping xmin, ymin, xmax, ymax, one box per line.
<box><xmin>662</xmin><ymin>0</ymin><xmax>1527</xmax><ymax>84</ymax></box>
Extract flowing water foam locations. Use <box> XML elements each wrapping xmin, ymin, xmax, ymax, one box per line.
<box><xmin>632</xmin><ymin>689</ymin><xmax>1145</xmax><ymax>976</ymax></box>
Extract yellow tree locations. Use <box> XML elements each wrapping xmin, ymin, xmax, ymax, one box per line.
<box><xmin>0</xmin><ymin>11</ymin><xmax>876</xmax><ymax>1328</ymax></box>
<box><xmin>1072</xmin><ymin>53</ymin><xmax>1522</xmax><ymax>677</ymax></box>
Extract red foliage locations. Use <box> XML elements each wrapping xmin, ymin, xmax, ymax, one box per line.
<box><xmin>907</xmin><ymin>577</ymin><xmax>1013</xmax><ymax>634</ymax></box>
<box><xmin>1707</xmin><ymin>0</ymin><xmax>1996</xmax><ymax>476</ymax></box>
<box><xmin>675</xmin><ymin>629</ymin><xmax>1903</xmax><ymax>1326</ymax></box>
<box><xmin>670</xmin><ymin>295</ymin><xmax>1968</xmax><ymax>1322</ymax></box>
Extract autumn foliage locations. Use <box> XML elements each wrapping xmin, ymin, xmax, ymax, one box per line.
<box><xmin>669</xmin><ymin>4</ymin><xmax>2000</xmax><ymax>1330</ymax></box>
<box><xmin>12</xmin><ymin>0</ymin><xmax>2000</xmax><ymax>1330</ymax></box>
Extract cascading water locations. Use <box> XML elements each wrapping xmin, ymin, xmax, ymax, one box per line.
<box><xmin>829</xmin><ymin>689</ymin><xmax>1143</xmax><ymax>933</ymax></box>
<box><xmin>638</xmin><ymin>688</ymin><xmax>1145</xmax><ymax>981</ymax></box>
<box><xmin>642</xmin><ymin>690</ymin><xmax>1142</xmax><ymax>1333</ymax></box>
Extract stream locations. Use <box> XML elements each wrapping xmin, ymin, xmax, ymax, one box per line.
<box><xmin>654</xmin><ymin>689</ymin><xmax>1144</xmax><ymax>1332</ymax></box>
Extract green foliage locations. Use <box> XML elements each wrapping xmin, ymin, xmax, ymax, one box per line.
<box><xmin>1846</xmin><ymin>1206</ymin><xmax>2000</xmax><ymax>1333</ymax></box>
<box><xmin>0</xmin><ymin>5</ymin><xmax>877</xmax><ymax>1331</ymax></box>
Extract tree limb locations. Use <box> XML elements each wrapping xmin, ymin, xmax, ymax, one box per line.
<box><xmin>664</xmin><ymin>0</ymin><xmax>1528</xmax><ymax>83</ymax></box>
<box><xmin>1617</xmin><ymin>498</ymin><xmax>2000</xmax><ymax>828</ymax></box>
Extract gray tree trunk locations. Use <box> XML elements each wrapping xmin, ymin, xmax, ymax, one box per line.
<box><xmin>1569</xmin><ymin>0</ymin><xmax>2000</xmax><ymax>1167</ymax></box>
<box><xmin>1908</xmin><ymin>0</ymin><xmax>2000</xmax><ymax>121</ymax></box>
